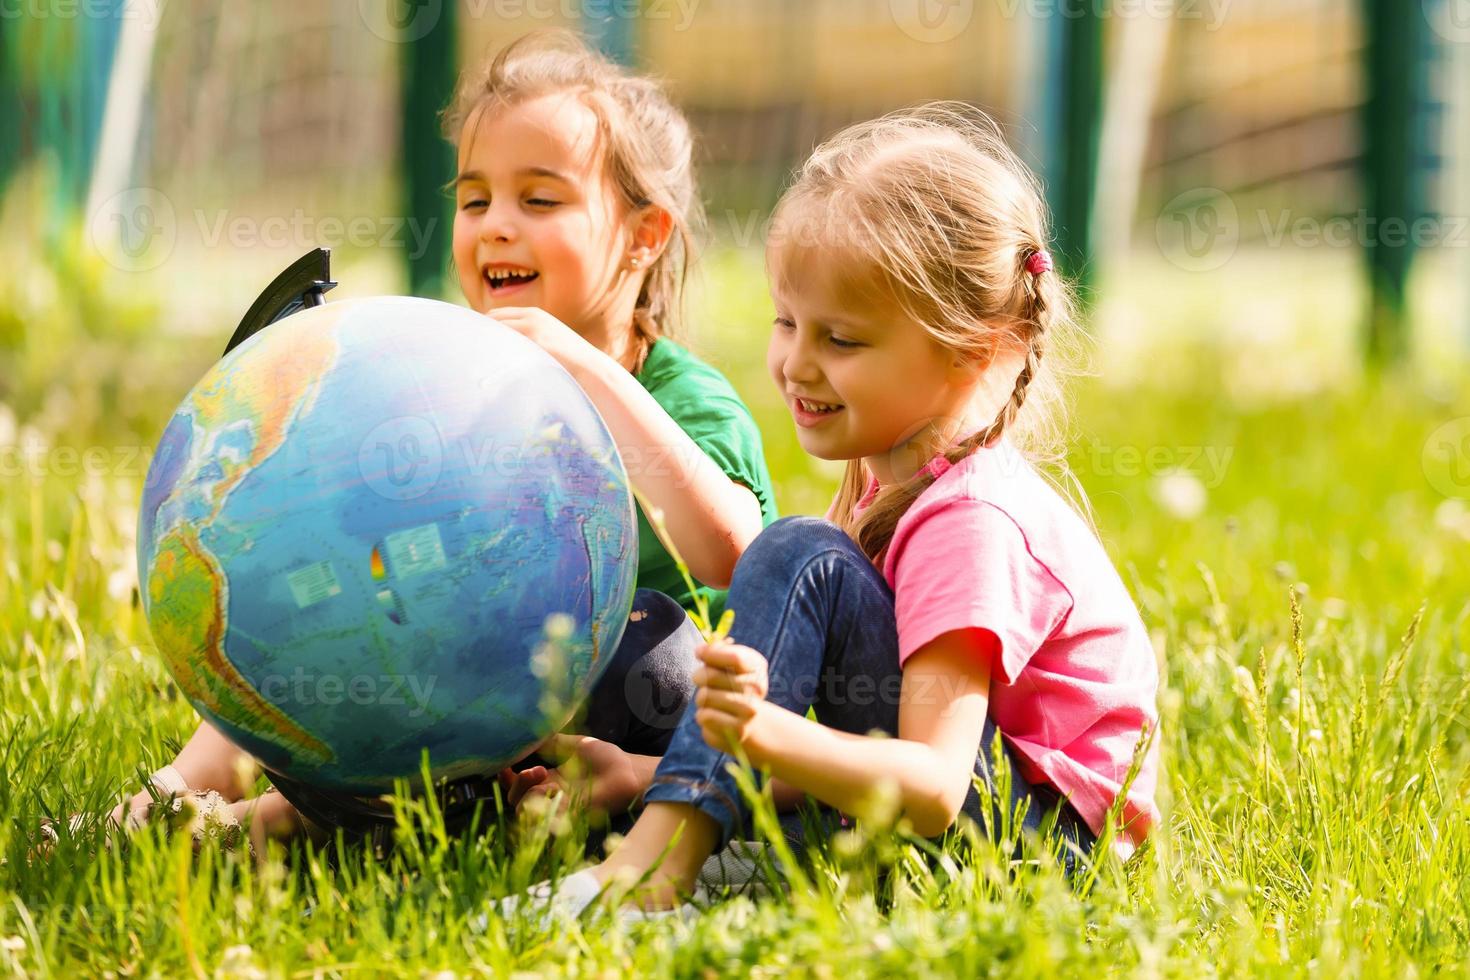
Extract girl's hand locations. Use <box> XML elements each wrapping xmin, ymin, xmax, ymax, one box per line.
<box><xmin>100</xmin><ymin>764</ymin><xmax>192</xmax><ymax>836</ymax></box>
<box><xmin>486</xmin><ymin>307</ymin><xmax>598</xmax><ymax>373</ymax></box>
<box><xmin>692</xmin><ymin>640</ymin><xmax>771</xmax><ymax>752</ymax></box>
<box><xmin>496</xmin><ymin>734</ymin><xmax>638</xmax><ymax>818</ymax></box>
<box><xmin>105</xmin><ymin>794</ymin><xmax>155</xmax><ymax>833</ymax></box>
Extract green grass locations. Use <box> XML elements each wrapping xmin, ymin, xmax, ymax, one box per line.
<box><xmin>2</xmin><ymin>229</ymin><xmax>1469</xmax><ymax>976</ymax></box>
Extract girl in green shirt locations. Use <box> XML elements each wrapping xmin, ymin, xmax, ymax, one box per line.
<box><xmin>102</xmin><ymin>30</ymin><xmax>776</xmax><ymax>848</ymax></box>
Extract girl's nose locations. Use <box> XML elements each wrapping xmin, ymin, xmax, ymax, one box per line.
<box><xmin>479</xmin><ymin>203</ymin><xmax>518</xmax><ymax>244</ymax></box>
<box><xmin>782</xmin><ymin>337</ymin><xmax>822</xmax><ymax>386</ymax></box>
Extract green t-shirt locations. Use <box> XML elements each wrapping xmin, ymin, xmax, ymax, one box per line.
<box><xmin>633</xmin><ymin>337</ymin><xmax>779</xmax><ymax>622</ymax></box>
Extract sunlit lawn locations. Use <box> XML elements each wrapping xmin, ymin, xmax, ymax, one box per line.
<box><xmin>1</xmin><ymin>226</ymin><xmax>1468</xmax><ymax>975</ymax></box>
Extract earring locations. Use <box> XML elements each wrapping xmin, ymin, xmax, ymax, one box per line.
<box><xmin>629</xmin><ymin>257</ymin><xmax>642</xmax><ymax>269</ymax></box>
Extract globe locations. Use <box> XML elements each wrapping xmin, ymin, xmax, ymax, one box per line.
<box><xmin>136</xmin><ymin>296</ymin><xmax>638</xmax><ymax>794</ymax></box>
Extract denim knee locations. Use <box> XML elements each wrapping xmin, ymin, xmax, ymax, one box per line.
<box><xmin>735</xmin><ymin>516</ymin><xmax>858</xmax><ymax>582</ymax></box>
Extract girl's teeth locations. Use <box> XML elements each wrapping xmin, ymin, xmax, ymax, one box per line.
<box><xmin>486</xmin><ymin>268</ymin><xmax>537</xmax><ymax>284</ymax></box>
<box><xmin>800</xmin><ymin>399</ymin><xmax>840</xmax><ymax>414</ymax></box>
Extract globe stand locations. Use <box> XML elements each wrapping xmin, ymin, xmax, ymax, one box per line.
<box><xmin>222</xmin><ymin>247</ymin><xmax>337</xmax><ymax>357</ymax></box>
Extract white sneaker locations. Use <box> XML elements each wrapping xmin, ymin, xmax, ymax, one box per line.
<box><xmin>617</xmin><ymin>898</ymin><xmax>705</xmax><ymax>926</ymax></box>
<box><xmin>474</xmin><ymin>868</ymin><xmax>711</xmax><ymax>932</ymax></box>
<box><xmin>481</xmin><ymin>868</ymin><xmax>606</xmax><ymax>931</ymax></box>
<box><xmin>697</xmin><ymin>840</ymin><xmax>785</xmax><ymax>900</ymax></box>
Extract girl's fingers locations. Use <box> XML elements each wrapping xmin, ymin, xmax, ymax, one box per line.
<box><xmin>530</xmin><ymin>774</ymin><xmax>569</xmax><ymax>800</ymax></box>
<box><xmin>518</xmin><ymin>772</ymin><xmax>573</xmax><ymax>818</ymax></box>
<box><xmin>694</xmin><ymin>708</ymin><xmax>743</xmax><ymax>743</ymax></box>
<box><xmin>697</xmin><ymin>642</ymin><xmax>765</xmax><ymax>675</ymax></box>
<box><xmin>691</xmin><ymin>665</ymin><xmax>753</xmax><ymax>693</ymax></box>
<box><xmin>506</xmin><ymin>766</ymin><xmax>548</xmax><ymax>808</ymax></box>
<box><xmin>696</xmin><ymin>687</ymin><xmax>758</xmax><ymax>717</ymax></box>
<box><xmin>695</xmin><ymin>642</ymin><xmax>745</xmax><ymax>668</ymax></box>
<box><xmin>696</xmin><ymin>646</ymin><xmax>766</xmax><ymax>682</ymax></box>
<box><xmin>696</xmin><ymin>661</ymin><xmax>768</xmax><ymax>697</ymax></box>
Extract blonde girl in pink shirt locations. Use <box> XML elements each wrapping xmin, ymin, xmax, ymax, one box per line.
<box><xmin>500</xmin><ymin>102</ymin><xmax>1160</xmax><ymax>922</ymax></box>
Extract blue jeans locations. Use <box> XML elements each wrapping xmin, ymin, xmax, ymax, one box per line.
<box><xmin>641</xmin><ymin>517</ymin><xmax>1098</xmax><ymax>869</ymax></box>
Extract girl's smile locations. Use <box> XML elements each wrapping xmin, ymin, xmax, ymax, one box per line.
<box><xmin>790</xmin><ymin>395</ymin><xmax>845</xmax><ymax>427</ymax></box>
<box><xmin>482</xmin><ymin>261</ymin><xmax>541</xmax><ymax>298</ymax></box>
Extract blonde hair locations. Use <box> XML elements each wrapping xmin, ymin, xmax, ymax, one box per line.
<box><xmin>441</xmin><ymin>30</ymin><xmax>703</xmax><ymax>351</ymax></box>
<box><xmin>769</xmin><ymin>102</ymin><xmax>1086</xmax><ymax>562</ymax></box>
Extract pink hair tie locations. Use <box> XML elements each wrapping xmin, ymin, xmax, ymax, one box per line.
<box><xmin>1025</xmin><ymin>249</ymin><xmax>1053</xmax><ymax>276</ymax></box>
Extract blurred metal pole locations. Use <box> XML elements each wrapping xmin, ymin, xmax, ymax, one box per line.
<box><xmin>583</xmin><ymin>0</ymin><xmax>638</xmax><ymax>65</ymax></box>
<box><xmin>1359</xmin><ymin>0</ymin><xmax>1428</xmax><ymax>365</ymax></box>
<box><xmin>1450</xmin><ymin>4</ymin><xmax>1470</xmax><ymax>354</ymax></box>
<box><xmin>0</xmin><ymin>19</ymin><xmax>15</xmax><ymax>198</ymax></box>
<box><xmin>78</xmin><ymin>1</ymin><xmax>123</xmax><ymax>210</ymax></box>
<box><xmin>399</xmin><ymin>0</ymin><xmax>458</xmax><ymax>298</ymax></box>
<box><xmin>1033</xmin><ymin>3</ymin><xmax>1105</xmax><ymax>304</ymax></box>
<box><xmin>86</xmin><ymin>9</ymin><xmax>159</xmax><ymax>222</ymax></box>
<box><xmin>14</xmin><ymin>5</ymin><xmax>123</xmax><ymax>225</ymax></box>
<box><xmin>1093</xmin><ymin>10</ymin><xmax>1172</xmax><ymax>272</ymax></box>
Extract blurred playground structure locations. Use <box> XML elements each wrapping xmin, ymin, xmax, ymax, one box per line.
<box><xmin>4</xmin><ymin>0</ymin><xmax>1470</xmax><ymax>384</ymax></box>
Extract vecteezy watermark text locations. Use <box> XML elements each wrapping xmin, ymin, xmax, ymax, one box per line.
<box><xmin>0</xmin><ymin>0</ymin><xmax>166</xmax><ymax>27</ymax></box>
<box><xmin>1156</xmin><ymin>187</ymin><xmax>1470</xmax><ymax>272</ymax></box>
<box><xmin>0</xmin><ymin>443</ymin><xmax>154</xmax><ymax>481</ymax></box>
<box><xmin>253</xmin><ymin>669</ymin><xmax>438</xmax><ymax>718</ymax></box>
<box><xmin>357</xmin><ymin>0</ymin><xmax>700</xmax><ymax>43</ymax></box>
<box><xmin>88</xmin><ymin>188</ymin><xmax>439</xmax><ymax>273</ymax></box>
<box><xmin>1080</xmin><ymin>439</ymin><xmax>1234</xmax><ymax>488</ymax></box>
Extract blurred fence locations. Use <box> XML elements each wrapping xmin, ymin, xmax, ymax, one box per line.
<box><xmin>2</xmin><ymin>0</ymin><xmax>1468</xmax><ymax>354</ymax></box>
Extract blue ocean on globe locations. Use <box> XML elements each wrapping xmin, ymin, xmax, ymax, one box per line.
<box><xmin>136</xmin><ymin>296</ymin><xmax>638</xmax><ymax>793</ymax></box>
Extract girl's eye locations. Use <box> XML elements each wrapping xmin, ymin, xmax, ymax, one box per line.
<box><xmin>773</xmin><ymin>316</ymin><xmax>795</xmax><ymax>330</ymax></box>
<box><xmin>526</xmin><ymin>197</ymin><xmax>560</xmax><ymax>208</ymax></box>
<box><xmin>460</xmin><ymin>198</ymin><xmax>487</xmax><ymax>211</ymax></box>
<box><xmin>829</xmin><ymin>335</ymin><xmax>862</xmax><ymax>349</ymax></box>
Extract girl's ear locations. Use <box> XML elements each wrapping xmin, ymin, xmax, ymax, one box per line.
<box><xmin>949</xmin><ymin>346</ymin><xmax>993</xmax><ymax>385</ymax></box>
<box><xmin>627</xmin><ymin>205</ymin><xmax>675</xmax><ymax>268</ymax></box>
<box><xmin>950</xmin><ymin>333</ymin><xmax>1019</xmax><ymax>384</ymax></box>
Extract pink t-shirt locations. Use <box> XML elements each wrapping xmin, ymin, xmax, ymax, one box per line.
<box><xmin>853</xmin><ymin>441</ymin><xmax>1160</xmax><ymax>849</ymax></box>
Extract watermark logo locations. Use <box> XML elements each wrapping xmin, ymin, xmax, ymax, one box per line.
<box><xmin>359</xmin><ymin>0</ymin><xmax>442</xmax><ymax>42</ymax></box>
<box><xmin>1423</xmin><ymin>417</ymin><xmax>1470</xmax><ymax>500</ymax></box>
<box><xmin>1425</xmin><ymin>0</ymin><xmax>1470</xmax><ymax>43</ymax></box>
<box><xmin>890</xmin><ymin>0</ymin><xmax>974</xmax><ymax>43</ymax></box>
<box><xmin>359</xmin><ymin>416</ymin><xmax>444</xmax><ymax>500</ymax></box>
<box><xmin>1155</xmin><ymin>187</ymin><xmax>1238</xmax><ymax>272</ymax></box>
<box><xmin>88</xmin><ymin>187</ymin><xmax>176</xmax><ymax>272</ymax></box>
<box><xmin>624</xmin><ymin>653</ymin><xmax>690</xmax><ymax>731</ymax></box>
